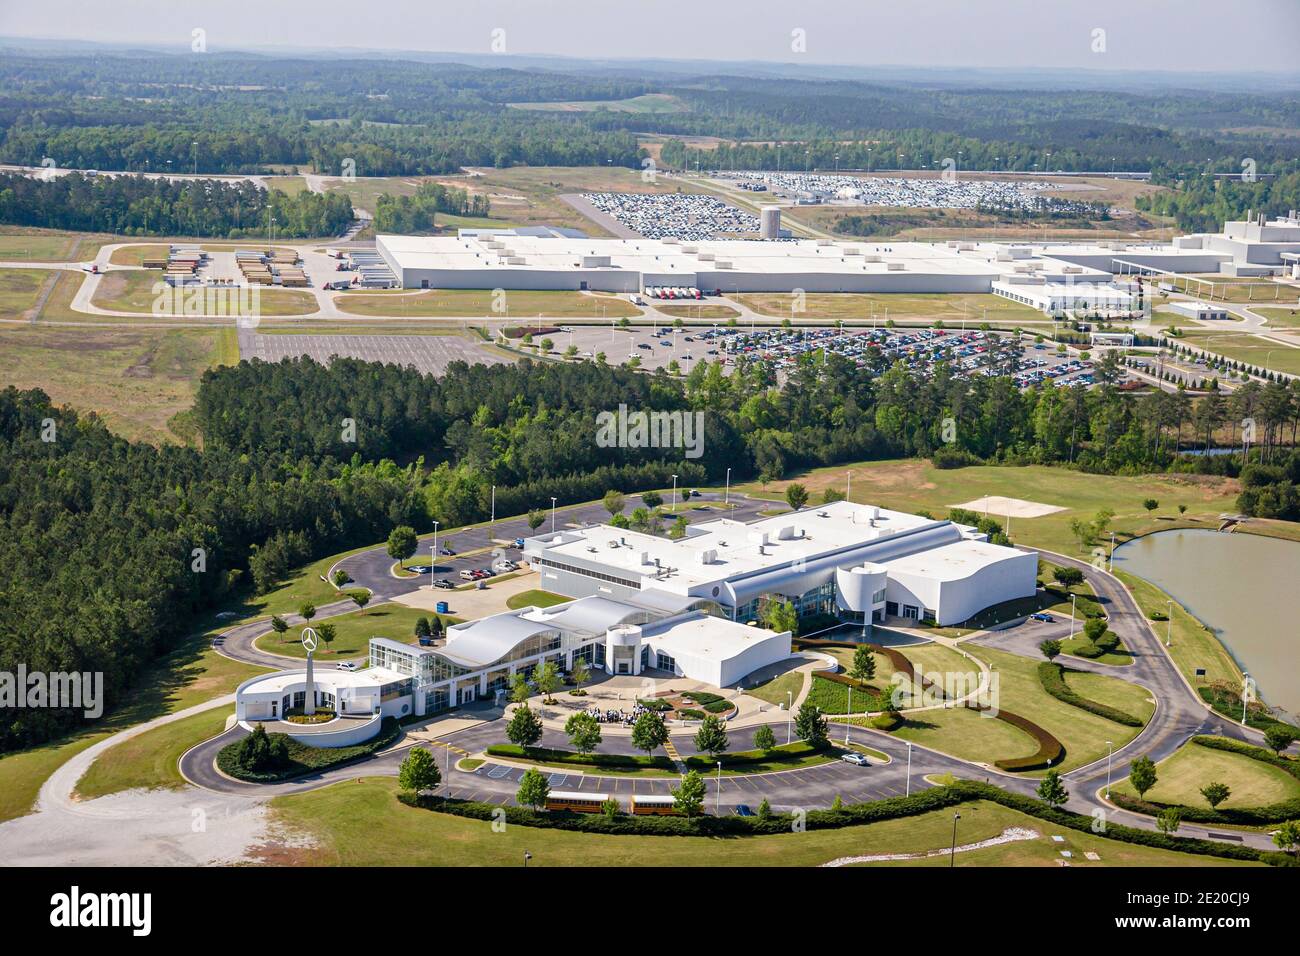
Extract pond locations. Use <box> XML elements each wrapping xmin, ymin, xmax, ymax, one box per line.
<box><xmin>1113</xmin><ymin>528</ymin><xmax>1300</xmax><ymax>720</ymax></box>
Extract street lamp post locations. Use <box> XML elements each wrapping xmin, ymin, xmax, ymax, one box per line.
<box><xmin>716</xmin><ymin>761</ymin><xmax>722</xmax><ymax>814</ymax></box>
<box><xmin>671</xmin><ymin>474</ymin><xmax>678</xmax><ymax>513</ymax></box>
<box><xmin>490</xmin><ymin>485</ymin><xmax>496</xmax><ymax>539</ymax></box>
<box><xmin>949</xmin><ymin>812</ymin><xmax>961</xmax><ymax>867</ymax></box>
<box><xmin>905</xmin><ymin>742</ymin><xmax>913</xmax><ymax>796</ymax></box>
<box><xmin>724</xmin><ymin>468</ymin><xmax>731</xmax><ymax>506</ymax></box>
<box><xmin>845</xmin><ymin>684</ymin><xmax>852</xmax><ymax>745</ymax></box>
<box><xmin>786</xmin><ymin>690</ymin><xmax>793</xmax><ymax>744</ymax></box>
<box><xmin>1069</xmin><ymin>593</ymin><xmax>1077</xmax><ymax>641</ymax></box>
<box><xmin>1165</xmin><ymin>600</ymin><xmax>1173</xmax><ymax>646</ymax></box>
<box><xmin>1105</xmin><ymin>740</ymin><xmax>1114</xmax><ymax>798</ymax></box>
<box><xmin>430</xmin><ymin>520</ymin><xmax>440</xmax><ymax>582</ymax></box>
<box><xmin>1241</xmin><ymin>672</ymin><xmax>1251</xmax><ymax>724</ymax></box>
<box><xmin>550</xmin><ymin>497</ymin><xmax>558</xmax><ymax>533</ymax></box>
<box><xmin>1109</xmin><ymin>531</ymin><xmax>1116</xmax><ymax>571</ymax></box>
<box><xmin>846</xmin><ymin>471</ymin><xmax>852</xmax><ymax>501</ymax></box>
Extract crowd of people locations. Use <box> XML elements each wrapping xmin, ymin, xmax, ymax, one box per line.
<box><xmin>585</xmin><ymin>701</ymin><xmax>662</xmax><ymax>726</ymax></box>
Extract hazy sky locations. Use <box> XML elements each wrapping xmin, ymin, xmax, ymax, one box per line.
<box><xmin>2</xmin><ymin>0</ymin><xmax>1298</xmax><ymax>73</ymax></box>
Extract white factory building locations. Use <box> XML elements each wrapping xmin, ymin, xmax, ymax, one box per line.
<box><xmin>374</xmin><ymin>227</ymin><xmax>1244</xmax><ymax>305</ymax></box>
<box><xmin>1175</xmin><ymin>212</ymin><xmax>1300</xmax><ymax>278</ymax></box>
<box><xmin>524</xmin><ymin>500</ymin><xmax>1038</xmax><ymax>629</ymax></box>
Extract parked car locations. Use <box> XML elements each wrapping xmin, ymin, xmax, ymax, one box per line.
<box><xmin>514</xmin><ymin>538</ymin><xmax>526</xmax><ymax>548</ymax></box>
<box><xmin>841</xmin><ymin>752</ymin><xmax>871</xmax><ymax>767</ymax></box>
<box><xmin>1029</xmin><ymin>612</ymin><xmax>1054</xmax><ymax>623</ymax></box>
<box><xmin>336</xmin><ymin>661</ymin><xmax>358</xmax><ymax>671</ymax></box>
<box><xmin>733</xmin><ymin>804</ymin><xmax>755</xmax><ymax>817</ymax></box>
<box><xmin>433</xmin><ymin>579</ymin><xmax>454</xmax><ymax>590</ymax></box>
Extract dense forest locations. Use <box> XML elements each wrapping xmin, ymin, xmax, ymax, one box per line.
<box><xmin>5</xmin><ymin>349</ymin><xmax>1300</xmax><ymax>749</ymax></box>
<box><xmin>373</xmin><ymin>180</ymin><xmax>491</xmax><ymax>233</ymax></box>
<box><xmin>0</xmin><ymin>171</ymin><xmax>354</xmax><ymax>238</ymax></box>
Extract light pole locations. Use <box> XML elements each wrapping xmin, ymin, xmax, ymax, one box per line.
<box><xmin>724</xmin><ymin>467</ymin><xmax>731</xmax><ymax>506</ymax></box>
<box><xmin>1165</xmin><ymin>600</ymin><xmax>1173</xmax><ymax>646</ymax></box>
<box><xmin>490</xmin><ymin>485</ymin><xmax>496</xmax><ymax>539</ymax></box>
<box><xmin>905</xmin><ymin>742</ymin><xmax>913</xmax><ymax>796</ymax></box>
<box><xmin>846</xmin><ymin>471</ymin><xmax>852</xmax><ymax>501</ymax></box>
<box><xmin>1105</xmin><ymin>740</ymin><xmax>1114</xmax><ymax>798</ymax></box>
<box><xmin>845</xmin><ymin>684</ymin><xmax>852</xmax><ymax>744</ymax></box>
<box><xmin>1241</xmin><ymin>672</ymin><xmax>1251</xmax><ymax>723</ymax></box>
<box><xmin>671</xmin><ymin>474</ymin><xmax>678</xmax><ymax>513</ymax></box>
<box><xmin>430</xmin><ymin>520</ymin><xmax>440</xmax><ymax>582</ymax></box>
<box><xmin>786</xmin><ymin>690</ymin><xmax>793</xmax><ymax>744</ymax></box>
<box><xmin>550</xmin><ymin>497</ymin><xmax>558</xmax><ymax>533</ymax></box>
<box><xmin>716</xmin><ymin>761</ymin><xmax>722</xmax><ymax>814</ymax></box>
<box><xmin>949</xmin><ymin>812</ymin><xmax>961</xmax><ymax>867</ymax></box>
<box><xmin>1069</xmin><ymin>593</ymin><xmax>1077</xmax><ymax>641</ymax></box>
<box><xmin>1109</xmin><ymin>531</ymin><xmax>1116</xmax><ymax>571</ymax></box>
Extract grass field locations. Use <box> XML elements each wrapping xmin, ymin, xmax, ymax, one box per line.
<box><xmin>730</xmin><ymin>292</ymin><xmax>1047</xmax><ymax>325</ymax></box>
<box><xmin>1181</xmin><ymin>330</ymin><xmax>1300</xmax><ymax>376</ymax></box>
<box><xmin>506</xmin><ymin>589</ymin><xmax>570</xmax><ymax>610</ymax></box>
<box><xmin>0</xmin><ymin>267</ymin><xmax>55</xmax><ymax>317</ymax></box>
<box><xmin>269</xmin><ymin>782</ymin><xmax>1243</xmax><ymax>867</ymax></box>
<box><xmin>73</xmin><ymin>706</ymin><xmax>232</xmax><ymax>799</ymax></box>
<box><xmin>335</xmin><ymin>288</ymin><xmax>637</xmax><ymax>318</ymax></box>
<box><xmin>744</xmin><ymin>668</ymin><xmax>805</xmax><ymax>707</ymax></box>
<box><xmin>108</xmin><ymin>244</ymin><xmax>171</xmax><ymax>266</ymax></box>
<box><xmin>0</xmin><ymin>322</ymin><xmax>235</xmax><ymax>444</ymax></box>
<box><xmin>91</xmin><ymin>270</ymin><xmax>319</xmax><ymax>317</ymax></box>
<box><xmin>1114</xmin><ymin>569</ymin><xmax>1242</xmax><ymax>688</ymax></box>
<box><xmin>730</xmin><ymin>458</ymin><xmax>1244</xmax><ymax>561</ymax></box>
<box><xmin>0</xmin><ymin>227</ymin><xmax>122</xmax><ymax>261</ymax></box>
<box><xmin>653</xmin><ymin>303</ymin><xmax>741</xmax><ymax>320</ymax></box>
<box><xmin>254</xmin><ymin>603</ymin><xmax>458</xmax><ymax>660</ymax></box>
<box><xmin>1110</xmin><ymin>739</ymin><xmax>1300</xmax><ymax>810</ymax></box>
<box><xmin>1255</xmin><ymin>306</ymin><xmax>1300</xmax><ymax>328</ymax></box>
<box><xmin>0</xmin><ymin>624</ymin><xmax>265</xmax><ymax>823</ymax></box>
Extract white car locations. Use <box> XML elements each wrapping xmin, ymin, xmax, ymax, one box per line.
<box><xmin>841</xmin><ymin>752</ymin><xmax>870</xmax><ymax>766</ymax></box>
<box><xmin>336</xmin><ymin>661</ymin><xmax>358</xmax><ymax>671</ymax></box>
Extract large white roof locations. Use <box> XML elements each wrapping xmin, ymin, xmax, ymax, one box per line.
<box><xmin>878</xmin><ymin>539</ymin><xmax>1025</xmax><ymax>581</ymax></box>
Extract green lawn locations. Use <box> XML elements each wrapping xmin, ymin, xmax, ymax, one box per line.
<box><xmin>0</xmin><ymin>624</ymin><xmax>266</xmax><ymax>822</ymax></box>
<box><xmin>879</xmin><ymin>705</ymin><xmax>1041</xmax><ymax>766</ymax></box>
<box><xmin>336</xmin><ymin>288</ymin><xmax>637</xmax><ymax>318</ymax></box>
<box><xmin>1111</xmin><ymin>739</ymin><xmax>1300</xmax><ymax>810</ymax></box>
<box><xmin>743</xmin><ymin>668</ymin><xmax>805</xmax><ymax>707</ymax></box>
<box><xmin>0</xmin><ymin>267</ymin><xmax>55</xmax><ymax>316</ymax></box>
<box><xmin>255</xmin><ymin>604</ymin><xmax>460</xmax><ymax>660</ymax></box>
<box><xmin>1180</xmin><ymin>330</ymin><xmax>1300</xmax><ymax>376</ymax></box>
<box><xmin>729</xmin><ymin>458</ymin><xmax>1244</xmax><ymax>562</ymax></box>
<box><xmin>91</xmin><ymin>269</ymin><xmax>318</xmax><ymax>317</ymax></box>
<box><xmin>74</xmin><ymin>706</ymin><xmax>233</xmax><ymax>799</ymax></box>
<box><xmin>270</xmin><ymin>782</ymin><xmax>1242</xmax><ymax>867</ymax></box>
<box><xmin>1255</xmin><ymin>306</ymin><xmax>1300</xmax><ymax>328</ymax></box>
<box><xmin>506</xmin><ymin>589</ymin><xmax>570</xmax><ymax>610</ymax></box>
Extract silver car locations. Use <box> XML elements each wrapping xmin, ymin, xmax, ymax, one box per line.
<box><xmin>841</xmin><ymin>752</ymin><xmax>870</xmax><ymax>767</ymax></box>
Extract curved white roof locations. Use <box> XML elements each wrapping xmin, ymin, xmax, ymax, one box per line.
<box><xmin>440</xmin><ymin>616</ymin><xmax>556</xmax><ymax>668</ymax></box>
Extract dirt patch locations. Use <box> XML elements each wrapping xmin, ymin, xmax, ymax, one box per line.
<box><xmin>124</xmin><ymin>343</ymin><xmax>158</xmax><ymax>378</ymax></box>
<box><xmin>1161</xmin><ymin>473</ymin><xmax>1241</xmax><ymax>497</ymax></box>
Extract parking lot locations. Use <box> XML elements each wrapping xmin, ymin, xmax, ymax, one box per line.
<box><xmin>549</xmin><ymin>322</ymin><xmax>1096</xmax><ymax>387</ymax></box>
<box><xmin>237</xmin><ymin>330</ymin><xmax>509</xmax><ymax>374</ymax></box>
<box><xmin>583</xmin><ymin>191</ymin><xmax>760</xmax><ymax>240</ymax></box>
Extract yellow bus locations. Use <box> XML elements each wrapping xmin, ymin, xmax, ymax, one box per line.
<box><xmin>544</xmin><ymin>790</ymin><xmax>609</xmax><ymax>814</ymax></box>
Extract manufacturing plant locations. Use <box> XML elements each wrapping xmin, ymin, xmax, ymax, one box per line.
<box><xmin>1175</xmin><ymin>211</ymin><xmax>1300</xmax><ymax>278</ymax></box>
<box><xmin>376</xmin><ymin>227</ymin><xmax>1236</xmax><ymax>306</ymax></box>
<box><xmin>232</xmin><ymin>500</ymin><xmax>1037</xmax><ymax>746</ymax></box>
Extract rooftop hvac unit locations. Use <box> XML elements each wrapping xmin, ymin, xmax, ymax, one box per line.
<box><xmin>714</xmin><ymin>261</ymin><xmax>733</xmax><ymax>269</ymax></box>
<box><xmin>748</xmin><ymin>530</ymin><xmax>769</xmax><ymax>546</ymax></box>
<box><xmin>775</xmin><ymin>525</ymin><xmax>796</xmax><ymax>540</ymax></box>
<box><xmin>636</xmin><ymin>550</ymin><xmax>649</xmax><ymax>565</ymax></box>
<box><xmin>886</xmin><ymin>262</ymin><xmax>906</xmax><ymax>271</ymax></box>
<box><xmin>696</xmin><ymin>549</ymin><xmax>717</xmax><ymax>565</ymax></box>
<box><xmin>862</xmin><ymin>254</ymin><xmax>881</xmax><ymax>263</ymax></box>
<box><xmin>1063</xmin><ymin>266</ymin><xmax>1083</xmax><ymax>274</ymax></box>
<box><xmin>841</xmin><ymin>247</ymin><xmax>862</xmax><ymax>256</ymax></box>
<box><xmin>664</xmin><ymin>238</ymin><xmax>680</xmax><ymax>245</ymax></box>
<box><xmin>817</xmin><ymin>239</ymin><xmax>833</xmax><ymax>246</ymax></box>
<box><xmin>682</xmin><ymin>245</ymin><xmax>698</xmax><ymax>254</ymax></box>
<box><xmin>697</xmin><ymin>253</ymin><xmax>715</xmax><ymax>261</ymax></box>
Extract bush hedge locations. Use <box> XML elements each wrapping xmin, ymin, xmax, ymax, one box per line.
<box><xmin>1037</xmin><ymin>662</ymin><xmax>1144</xmax><ymax>727</ymax></box>
<box><xmin>485</xmin><ymin>744</ymin><xmax>676</xmax><ymax>772</ymax></box>
<box><xmin>1199</xmin><ymin>685</ymin><xmax>1300</xmax><ymax>735</ymax></box>
<box><xmin>396</xmin><ymin>779</ymin><xmax>1296</xmax><ymax>865</ymax></box>
<box><xmin>682</xmin><ymin>740</ymin><xmax>830</xmax><ymax>771</ymax></box>
<box><xmin>962</xmin><ymin>704</ymin><xmax>1065</xmax><ymax>771</ymax></box>
<box><xmin>216</xmin><ymin>716</ymin><xmax>401</xmax><ymax>783</ymax></box>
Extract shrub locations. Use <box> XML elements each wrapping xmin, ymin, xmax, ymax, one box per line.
<box><xmin>217</xmin><ymin>717</ymin><xmax>400</xmax><ymax>783</ymax></box>
<box><xmin>1037</xmin><ymin>662</ymin><xmax>1144</xmax><ymax>727</ymax></box>
<box><xmin>682</xmin><ymin>740</ymin><xmax>829</xmax><ymax>771</ymax></box>
<box><xmin>485</xmin><ymin>744</ymin><xmax>676</xmax><ymax>772</ymax></box>
<box><xmin>870</xmin><ymin>710</ymin><xmax>903</xmax><ymax>731</ymax></box>
<box><xmin>963</xmin><ymin>704</ymin><xmax>1064</xmax><ymax>772</ymax></box>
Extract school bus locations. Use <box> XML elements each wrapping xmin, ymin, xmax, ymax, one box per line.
<box><xmin>631</xmin><ymin>794</ymin><xmax>680</xmax><ymax>816</ymax></box>
<box><xmin>544</xmin><ymin>790</ymin><xmax>609</xmax><ymax>813</ymax></box>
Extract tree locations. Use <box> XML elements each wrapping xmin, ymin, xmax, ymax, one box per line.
<box><xmin>414</xmin><ymin>616</ymin><xmax>431</xmax><ymax>639</ymax></box>
<box><xmin>1200</xmin><ymin>781</ymin><xmax>1231</xmax><ymax>809</ymax></box>
<box><xmin>1052</xmin><ymin>566</ymin><xmax>1084</xmax><ymax>587</ymax></box>
<box><xmin>1272</xmin><ymin>819</ymin><xmax>1300</xmax><ymax>856</ymax></box>
<box><xmin>506</xmin><ymin>703</ymin><xmax>543</xmax><ymax>747</ymax></box>
<box><xmin>757</xmin><ymin>797</ymin><xmax>772</xmax><ymax>819</ymax></box>
<box><xmin>1039</xmin><ymin>639</ymin><xmax>1062</xmax><ymax>662</ymax></box>
<box><xmin>570</xmin><ymin>657</ymin><xmax>591</xmax><ymax>692</ymax></box>
<box><xmin>316</xmin><ymin>622</ymin><xmax>336</xmax><ymax>652</ymax></box>
<box><xmin>270</xmin><ymin>614</ymin><xmax>288</xmax><ymax>643</ymax></box>
<box><xmin>600</xmin><ymin>797</ymin><xmax>620</xmax><ymax>818</ymax></box>
<box><xmin>1083</xmin><ymin>617</ymin><xmax>1108</xmax><ymax>644</ymax></box>
<box><xmin>669</xmin><ymin>515</ymin><xmax>688</xmax><ymax>539</ymax></box>
<box><xmin>1156</xmin><ymin>806</ymin><xmax>1182</xmax><ymax>835</ymax></box>
<box><xmin>564</xmin><ymin>711</ymin><xmax>602</xmax><ymax>755</ymax></box>
<box><xmin>1264</xmin><ymin>725</ymin><xmax>1296</xmax><ymax>756</ymax></box>
<box><xmin>671</xmin><ymin>769</ymin><xmax>707</xmax><ymax>817</ymax></box>
<box><xmin>398</xmin><ymin>746</ymin><xmax>441</xmax><ymax>794</ymax></box>
<box><xmin>386</xmin><ymin>525</ymin><xmax>418</xmax><ymax>567</ymax></box>
<box><xmin>299</xmin><ymin>602</ymin><xmax>316</xmax><ymax>623</ymax></box>
<box><xmin>850</xmin><ymin>644</ymin><xmax>876</xmax><ymax>684</ymax></box>
<box><xmin>1143</xmin><ymin>498</ymin><xmax>1159</xmax><ymax>514</ymax></box>
<box><xmin>517</xmin><ymin>767</ymin><xmax>550</xmax><ymax>811</ymax></box>
<box><xmin>1036</xmin><ymin>769</ymin><xmax>1068</xmax><ymax>808</ymax></box>
<box><xmin>631</xmin><ymin>710</ymin><xmax>669</xmax><ymax>757</ymax></box>
<box><xmin>531</xmin><ymin>660</ymin><xmax>561</xmax><ymax>702</ymax></box>
<box><xmin>509</xmin><ymin>670</ymin><xmax>530</xmax><ymax>705</ymax></box>
<box><xmin>763</xmin><ymin>598</ymin><xmax>798</xmax><ymax>637</ymax></box>
<box><xmin>602</xmin><ymin>489</ymin><xmax>626</xmax><ymax>518</ymax></box>
<box><xmin>641</xmin><ymin>490</ymin><xmax>663</xmax><ymax>509</ymax></box>
<box><xmin>1129</xmin><ymin>755</ymin><xmax>1158</xmax><ymax>798</ymax></box>
<box><xmin>785</xmin><ymin>483</ymin><xmax>809</xmax><ymax>511</ymax></box>
<box><xmin>527</xmin><ymin>509</ymin><xmax>546</xmax><ymax>531</ymax></box>
<box><xmin>831</xmin><ymin>794</ymin><xmax>844</xmax><ymax>812</ymax></box>
<box><xmin>794</xmin><ymin>702</ymin><xmax>828</xmax><ymax>747</ymax></box>
<box><xmin>235</xmin><ymin>724</ymin><xmax>287</xmax><ymax>774</ymax></box>
<box><xmin>693</xmin><ymin>714</ymin><xmax>730</xmax><ymax>757</ymax></box>
<box><xmin>349</xmin><ymin>590</ymin><xmax>370</xmax><ymax>612</ymax></box>
<box><xmin>753</xmin><ymin>724</ymin><xmax>776</xmax><ymax>753</ymax></box>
